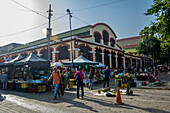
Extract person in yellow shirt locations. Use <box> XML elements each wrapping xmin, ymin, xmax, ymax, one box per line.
<box><xmin>48</xmin><ymin>67</ymin><xmax>62</xmax><ymax>100</ymax></box>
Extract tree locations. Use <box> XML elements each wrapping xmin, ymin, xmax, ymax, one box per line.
<box><xmin>137</xmin><ymin>0</ymin><xmax>170</xmax><ymax>65</ymax></box>
<box><xmin>137</xmin><ymin>26</ymin><xmax>162</xmax><ymax>66</ymax></box>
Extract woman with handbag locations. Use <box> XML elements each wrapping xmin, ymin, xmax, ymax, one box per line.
<box><xmin>48</xmin><ymin>67</ymin><xmax>62</xmax><ymax>100</ymax></box>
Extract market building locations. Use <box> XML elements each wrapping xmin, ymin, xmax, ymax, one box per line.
<box><xmin>0</xmin><ymin>23</ymin><xmax>150</xmax><ymax>69</ymax></box>
<box><xmin>117</xmin><ymin>36</ymin><xmax>140</xmax><ymax>54</ymax></box>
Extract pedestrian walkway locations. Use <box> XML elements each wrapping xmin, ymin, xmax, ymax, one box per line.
<box><xmin>0</xmin><ymin>76</ymin><xmax>170</xmax><ymax>113</ymax></box>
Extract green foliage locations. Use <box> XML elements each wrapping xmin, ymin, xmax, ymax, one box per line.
<box><xmin>137</xmin><ymin>0</ymin><xmax>170</xmax><ymax>65</ymax></box>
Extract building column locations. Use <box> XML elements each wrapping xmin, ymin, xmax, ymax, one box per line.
<box><xmin>100</xmin><ymin>53</ymin><xmax>104</xmax><ymax>64</ymax></box>
<box><xmin>37</xmin><ymin>49</ymin><xmax>42</xmax><ymax>57</ymax></box>
<box><xmin>93</xmin><ymin>48</ymin><xmax>96</xmax><ymax>62</ymax></box>
<box><xmin>108</xmin><ymin>54</ymin><xmax>112</xmax><ymax>68</ymax></box>
<box><xmin>89</xmin><ymin>51</ymin><xmax>95</xmax><ymax>61</ymax></box>
<box><xmin>140</xmin><ymin>60</ymin><xmax>142</xmax><ymax>68</ymax></box>
<box><xmin>108</xmin><ymin>42</ymin><xmax>111</xmax><ymax>47</ymax></box>
<box><xmin>101</xmin><ymin>40</ymin><xmax>104</xmax><ymax>45</ymax></box>
<box><xmin>52</xmin><ymin>52</ymin><xmax>55</xmax><ymax>63</ymax></box>
<box><xmin>52</xmin><ymin>51</ymin><xmax>59</xmax><ymax>62</ymax></box>
<box><xmin>115</xmin><ymin>52</ymin><xmax>118</xmax><ymax>68</ymax></box>
<box><xmin>130</xmin><ymin>58</ymin><xmax>132</xmax><ymax>68</ymax></box>
<box><xmin>74</xmin><ymin>48</ymin><xmax>80</xmax><ymax>59</ymax></box>
<box><xmin>123</xmin><ymin>56</ymin><xmax>126</xmax><ymax>69</ymax></box>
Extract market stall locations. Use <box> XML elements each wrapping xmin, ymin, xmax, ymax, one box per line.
<box><xmin>13</xmin><ymin>53</ymin><xmax>50</xmax><ymax>93</ymax></box>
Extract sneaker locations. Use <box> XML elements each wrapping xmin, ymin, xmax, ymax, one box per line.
<box><xmin>53</xmin><ymin>97</ymin><xmax>56</xmax><ymax>100</ymax></box>
<box><xmin>91</xmin><ymin>88</ymin><xmax>93</xmax><ymax>90</ymax></box>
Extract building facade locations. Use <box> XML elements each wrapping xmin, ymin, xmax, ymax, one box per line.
<box><xmin>0</xmin><ymin>23</ymin><xmax>150</xmax><ymax>69</ymax></box>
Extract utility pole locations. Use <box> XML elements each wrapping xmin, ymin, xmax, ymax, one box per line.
<box><xmin>47</xmin><ymin>4</ymin><xmax>52</xmax><ymax>73</ymax></box>
<box><xmin>67</xmin><ymin>9</ymin><xmax>74</xmax><ymax>69</ymax></box>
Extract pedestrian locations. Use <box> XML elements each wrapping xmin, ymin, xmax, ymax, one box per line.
<box><xmin>2</xmin><ymin>72</ymin><xmax>8</xmax><ymax>90</ymax></box>
<box><xmin>64</xmin><ymin>69</ymin><xmax>70</xmax><ymax>90</ymax></box>
<box><xmin>48</xmin><ymin>67</ymin><xmax>62</xmax><ymax>100</ymax></box>
<box><xmin>74</xmin><ymin>67</ymin><xmax>85</xmax><ymax>99</ymax></box>
<box><xmin>103</xmin><ymin>66</ymin><xmax>110</xmax><ymax>88</ymax></box>
<box><xmin>88</xmin><ymin>69</ymin><xmax>94</xmax><ymax>90</ymax></box>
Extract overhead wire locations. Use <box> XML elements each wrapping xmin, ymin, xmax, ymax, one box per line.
<box><xmin>1</xmin><ymin>0</ymin><xmax>125</xmax><ymax>38</ymax></box>
<box><xmin>0</xmin><ymin>14</ymin><xmax>67</xmax><ymax>38</ymax></box>
<box><xmin>72</xmin><ymin>16</ymin><xmax>90</xmax><ymax>25</ymax></box>
<box><xmin>11</xmin><ymin>0</ymin><xmax>48</xmax><ymax>19</ymax></box>
<box><xmin>73</xmin><ymin>0</ymin><xmax>124</xmax><ymax>12</ymax></box>
<box><xmin>15</xmin><ymin>9</ymin><xmax>47</xmax><ymax>14</ymax></box>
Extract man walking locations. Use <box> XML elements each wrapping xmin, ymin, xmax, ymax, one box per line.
<box><xmin>74</xmin><ymin>67</ymin><xmax>85</xmax><ymax>98</ymax></box>
<box><xmin>103</xmin><ymin>66</ymin><xmax>110</xmax><ymax>88</ymax></box>
<box><xmin>48</xmin><ymin>67</ymin><xmax>62</xmax><ymax>100</ymax></box>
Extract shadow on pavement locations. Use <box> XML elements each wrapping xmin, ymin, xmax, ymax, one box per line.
<box><xmin>0</xmin><ymin>89</ymin><xmax>100</xmax><ymax>112</ymax></box>
<box><xmin>123</xmin><ymin>103</ymin><xmax>170</xmax><ymax>113</ymax></box>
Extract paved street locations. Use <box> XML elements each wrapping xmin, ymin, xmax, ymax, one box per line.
<box><xmin>0</xmin><ymin>72</ymin><xmax>170</xmax><ymax>113</ymax></box>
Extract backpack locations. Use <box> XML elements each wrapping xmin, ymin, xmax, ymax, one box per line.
<box><xmin>74</xmin><ymin>72</ymin><xmax>82</xmax><ymax>84</ymax></box>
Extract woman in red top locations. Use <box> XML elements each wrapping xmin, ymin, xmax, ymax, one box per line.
<box><xmin>74</xmin><ymin>67</ymin><xmax>85</xmax><ymax>98</ymax></box>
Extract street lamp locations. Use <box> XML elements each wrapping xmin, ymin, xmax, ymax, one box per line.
<box><xmin>67</xmin><ymin>9</ymin><xmax>74</xmax><ymax>69</ymax></box>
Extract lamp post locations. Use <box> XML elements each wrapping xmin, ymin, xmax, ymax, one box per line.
<box><xmin>67</xmin><ymin>9</ymin><xmax>74</xmax><ymax>69</ymax></box>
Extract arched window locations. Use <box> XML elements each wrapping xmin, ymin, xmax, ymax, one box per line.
<box><xmin>59</xmin><ymin>46</ymin><xmax>69</xmax><ymax>60</ymax></box>
<box><xmin>80</xmin><ymin>46</ymin><xmax>90</xmax><ymax>60</ymax></box>
<box><xmin>104</xmin><ymin>50</ymin><xmax>109</xmax><ymax>66</ymax></box>
<box><xmin>103</xmin><ymin>31</ymin><xmax>109</xmax><ymax>45</ymax></box>
<box><xmin>94</xmin><ymin>33</ymin><xmax>101</xmax><ymax>43</ymax></box>
<box><xmin>118</xmin><ymin>53</ymin><xmax>122</xmax><ymax>68</ymax></box>
<box><xmin>111</xmin><ymin>39</ymin><xmax>115</xmax><ymax>47</ymax></box>
<box><xmin>111</xmin><ymin>52</ymin><xmax>116</xmax><ymax>68</ymax></box>
<box><xmin>42</xmin><ymin>50</ymin><xmax>52</xmax><ymax>60</ymax></box>
<box><xmin>95</xmin><ymin>49</ymin><xmax>101</xmax><ymax>62</ymax></box>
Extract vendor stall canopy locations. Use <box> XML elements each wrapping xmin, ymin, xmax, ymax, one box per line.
<box><xmin>63</xmin><ymin>55</ymin><xmax>99</xmax><ymax>66</ymax></box>
<box><xmin>14</xmin><ymin>53</ymin><xmax>49</xmax><ymax>69</ymax></box>
<box><xmin>0</xmin><ymin>56</ymin><xmax>13</xmax><ymax>67</ymax></box>
<box><xmin>4</xmin><ymin>55</ymin><xmax>24</xmax><ymax>66</ymax></box>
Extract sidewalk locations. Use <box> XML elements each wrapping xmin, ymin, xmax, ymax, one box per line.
<box><xmin>0</xmin><ymin>74</ymin><xmax>170</xmax><ymax>113</ymax></box>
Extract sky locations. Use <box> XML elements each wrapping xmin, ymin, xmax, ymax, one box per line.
<box><xmin>0</xmin><ymin>0</ymin><xmax>155</xmax><ymax>47</ymax></box>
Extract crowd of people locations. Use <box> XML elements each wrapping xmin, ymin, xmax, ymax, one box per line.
<box><xmin>0</xmin><ymin>65</ymin><xmax>169</xmax><ymax>100</ymax></box>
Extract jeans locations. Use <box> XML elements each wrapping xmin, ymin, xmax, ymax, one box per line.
<box><xmin>3</xmin><ymin>81</ymin><xmax>7</xmax><ymax>90</ymax></box>
<box><xmin>77</xmin><ymin>81</ymin><xmax>84</xmax><ymax>98</ymax></box>
<box><xmin>89</xmin><ymin>79</ymin><xmax>93</xmax><ymax>88</ymax></box>
<box><xmin>103</xmin><ymin>77</ymin><xmax>109</xmax><ymax>87</ymax></box>
<box><xmin>53</xmin><ymin>84</ymin><xmax>60</xmax><ymax>98</ymax></box>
